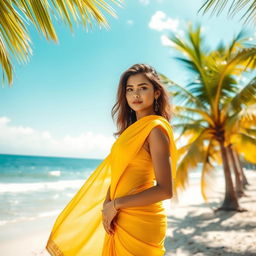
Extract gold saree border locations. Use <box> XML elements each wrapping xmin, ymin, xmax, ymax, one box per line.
<box><xmin>46</xmin><ymin>239</ymin><xmax>64</xmax><ymax>256</ymax></box>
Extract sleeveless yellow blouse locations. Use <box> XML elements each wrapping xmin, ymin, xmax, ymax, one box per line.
<box><xmin>46</xmin><ymin>115</ymin><xmax>177</xmax><ymax>256</ymax></box>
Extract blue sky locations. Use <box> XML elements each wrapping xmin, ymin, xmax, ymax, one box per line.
<box><xmin>0</xmin><ymin>0</ymin><xmax>255</xmax><ymax>159</ymax></box>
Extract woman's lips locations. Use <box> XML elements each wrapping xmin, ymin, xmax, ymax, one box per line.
<box><xmin>133</xmin><ymin>101</ymin><xmax>142</xmax><ymax>104</ymax></box>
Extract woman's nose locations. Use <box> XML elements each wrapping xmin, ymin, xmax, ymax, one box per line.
<box><xmin>132</xmin><ymin>89</ymin><xmax>141</xmax><ymax>96</ymax></box>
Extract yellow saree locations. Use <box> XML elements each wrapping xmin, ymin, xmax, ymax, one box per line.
<box><xmin>46</xmin><ymin>114</ymin><xmax>177</xmax><ymax>256</ymax></box>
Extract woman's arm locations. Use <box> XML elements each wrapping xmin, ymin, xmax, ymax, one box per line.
<box><xmin>103</xmin><ymin>186</ymin><xmax>111</xmax><ymax>205</ymax></box>
<box><xmin>115</xmin><ymin>126</ymin><xmax>173</xmax><ymax>210</ymax></box>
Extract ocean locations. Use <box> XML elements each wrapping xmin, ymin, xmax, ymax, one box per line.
<box><xmin>0</xmin><ymin>154</ymin><xmax>103</xmax><ymax>227</ymax></box>
<box><xmin>0</xmin><ymin>153</ymin><xmax>226</xmax><ymax>228</ymax></box>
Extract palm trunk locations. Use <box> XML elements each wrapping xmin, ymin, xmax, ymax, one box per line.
<box><xmin>228</xmin><ymin>144</ymin><xmax>244</xmax><ymax>197</ymax></box>
<box><xmin>218</xmin><ymin>140</ymin><xmax>240</xmax><ymax>211</ymax></box>
<box><xmin>234</xmin><ymin>151</ymin><xmax>249</xmax><ymax>187</ymax></box>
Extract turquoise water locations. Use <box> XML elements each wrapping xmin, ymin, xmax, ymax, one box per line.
<box><xmin>0</xmin><ymin>153</ymin><xmax>227</xmax><ymax>227</ymax></box>
<box><xmin>0</xmin><ymin>154</ymin><xmax>103</xmax><ymax>226</ymax></box>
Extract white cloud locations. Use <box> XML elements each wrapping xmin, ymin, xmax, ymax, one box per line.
<box><xmin>139</xmin><ymin>0</ymin><xmax>165</xmax><ymax>5</ymax></box>
<box><xmin>149</xmin><ymin>11</ymin><xmax>180</xmax><ymax>32</ymax></box>
<box><xmin>161</xmin><ymin>34</ymin><xmax>175</xmax><ymax>47</ymax></box>
<box><xmin>0</xmin><ymin>116</ymin><xmax>115</xmax><ymax>159</ymax></box>
<box><xmin>127</xmin><ymin>20</ymin><xmax>134</xmax><ymax>25</ymax></box>
<box><xmin>139</xmin><ymin>0</ymin><xmax>150</xmax><ymax>5</ymax></box>
<box><xmin>149</xmin><ymin>11</ymin><xmax>185</xmax><ymax>47</ymax></box>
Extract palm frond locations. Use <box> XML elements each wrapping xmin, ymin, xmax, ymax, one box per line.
<box><xmin>226</xmin><ymin>30</ymin><xmax>250</xmax><ymax>58</ymax></box>
<box><xmin>227</xmin><ymin>76</ymin><xmax>256</xmax><ymax>113</ymax></box>
<box><xmin>0</xmin><ymin>0</ymin><xmax>122</xmax><ymax>86</ymax></box>
<box><xmin>0</xmin><ymin>35</ymin><xmax>13</xmax><ymax>86</ymax></box>
<box><xmin>174</xmin><ymin>105</ymin><xmax>215</xmax><ymax>126</ymax></box>
<box><xmin>166</xmin><ymin>24</ymin><xmax>207</xmax><ymax>80</ymax></box>
<box><xmin>198</xmin><ymin>0</ymin><xmax>256</xmax><ymax>26</ymax></box>
<box><xmin>175</xmin><ymin>128</ymin><xmax>213</xmax><ymax>190</ymax></box>
<box><xmin>225</xmin><ymin>104</ymin><xmax>256</xmax><ymax>133</ymax></box>
<box><xmin>241</xmin><ymin>127</ymin><xmax>256</xmax><ymax>137</ymax></box>
<box><xmin>160</xmin><ymin>73</ymin><xmax>208</xmax><ymax>110</ymax></box>
<box><xmin>231</xmin><ymin>132</ymin><xmax>256</xmax><ymax>163</ymax></box>
<box><xmin>214</xmin><ymin>47</ymin><xmax>256</xmax><ymax>119</ymax></box>
<box><xmin>173</xmin><ymin>122</ymin><xmax>207</xmax><ymax>132</ymax></box>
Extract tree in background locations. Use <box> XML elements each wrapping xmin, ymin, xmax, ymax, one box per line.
<box><xmin>160</xmin><ymin>23</ymin><xmax>256</xmax><ymax>211</ymax></box>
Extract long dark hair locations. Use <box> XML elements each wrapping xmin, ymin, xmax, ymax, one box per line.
<box><xmin>111</xmin><ymin>63</ymin><xmax>173</xmax><ymax>137</ymax></box>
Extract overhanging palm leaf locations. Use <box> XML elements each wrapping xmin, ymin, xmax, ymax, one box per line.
<box><xmin>0</xmin><ymin>0</ymin><xmax>122</xmax><ymax>86</ymax></box>
<box><xmin>198</xmin><ymin>0</ymin><xmax>256</xmax><ymax>26</ymax></box>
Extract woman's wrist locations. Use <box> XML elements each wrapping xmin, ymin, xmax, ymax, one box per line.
<box><xmin>114</xmin><ymin>198</ymin><xmax>121</xmax><ymax>210</ymax></box>
<box><xmin>103</xmin><ymin>198</ymin><xmax>110</xmax><ymax>206</ymax></box>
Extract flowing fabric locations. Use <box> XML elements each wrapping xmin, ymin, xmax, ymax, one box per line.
<box><xmin>46</xmin><ymin>114</ymin><xmax>177</xmax><ymax>256</ymax></box>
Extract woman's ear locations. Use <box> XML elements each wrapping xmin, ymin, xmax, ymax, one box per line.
<box><xmin>155</xmin><ymin>90</ymin><xmax>161</xmax><ymax>99</ymax></box>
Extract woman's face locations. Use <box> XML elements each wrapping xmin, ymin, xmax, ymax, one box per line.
<box><xmin>125</xmin><ymin>73</ymin><xmax>160</xmax><ymax>115</ymax></box>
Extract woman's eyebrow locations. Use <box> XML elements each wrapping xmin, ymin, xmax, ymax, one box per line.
<box><xmin>126</xmin><ymin>83</ymin><xmax>149</xmax><ymax>88</ymax></box>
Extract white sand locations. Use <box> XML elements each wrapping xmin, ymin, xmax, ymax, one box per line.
<box><xmin>164</xmin><ymin>169</ymin><xmax>256</xmax><ymax>256</ymax></box>
<box><xmin>0</xmin><ymin>169</ymin><xmax>255</xmax><ymax>256</ymax></box>
<box><xmin>0</xmin><ymin>215</ymin><xmax>54</xmax><ymax>256</ymax></box>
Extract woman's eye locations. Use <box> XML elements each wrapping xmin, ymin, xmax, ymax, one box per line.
<box><xmin>126</xmin><ymin>87</ymin><xmax>147</xmax><ymax>92</ymax></box>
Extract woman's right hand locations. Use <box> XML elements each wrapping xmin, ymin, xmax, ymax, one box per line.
<box><xmin>102</xmin><ymin>200</ymin><xmax>116</xmax><ymax>235</ymax></box>
<box><xmin>103</xmin><ymin>215</ymin><xmax>117</xmax><ymax>235</ymax></box>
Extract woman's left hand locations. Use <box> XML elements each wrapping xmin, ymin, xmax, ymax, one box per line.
<box><xmin>102</xmin><ymin>200</ymin><xmax>119</xmax><ymax>235</ymax></box>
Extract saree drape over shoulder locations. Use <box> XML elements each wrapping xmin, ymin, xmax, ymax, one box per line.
<box><xmin>46</xmin><ymin>115</ymin><xmax>177</xmax><ymax>256</ymax></box>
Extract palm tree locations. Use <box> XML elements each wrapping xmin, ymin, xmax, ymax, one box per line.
<box><xmin>160</xmin><ymin>23</ymin><xmax>256</xmax><ymax>211</ymax></box>
<box><xmin>198</xmin><ymin>0</ymin><xmax>256</xmax><ymax>26</ymax></box>
<box><xmin>0</xmin><ymin>0</ymin><xmax>122</xmax><ymax>87</ymax></box>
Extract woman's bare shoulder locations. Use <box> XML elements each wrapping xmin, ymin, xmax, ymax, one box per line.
<box><xmin>142</xmin><ymin>126</ymin><xmax>170</xmax><ymax>155</ymax></box>
<box><xmin>149</xmin><ymin>126</ymin><xmax>169</xmax><ymax>143</ymax></box>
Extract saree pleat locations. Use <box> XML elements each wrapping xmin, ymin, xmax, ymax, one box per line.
<box><xmin>46</xmin><ymin>115</ymin><xmax>177</xmax><ymax>256</ymax></box>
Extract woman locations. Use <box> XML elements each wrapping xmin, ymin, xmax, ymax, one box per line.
<box><xmin>46</xmin><ymin>64</ymin><xmax>177</xmax><ymax>256</ymax></box>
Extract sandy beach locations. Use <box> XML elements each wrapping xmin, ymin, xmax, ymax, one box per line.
<box><xmin>164</xmin><ymin>169</ymin><xmax>256</xmax><ymax>256</ymax></box>
<box><xmin>0</xmin><ymin>169</ymin><xmax>255</xmax><ymax>256</ymax></box>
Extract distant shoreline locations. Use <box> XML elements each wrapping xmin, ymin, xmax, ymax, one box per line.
<box><xmin>0</xmin><ymin>152</ymin><xmax>103</xmax><ymax>160</ymax></box>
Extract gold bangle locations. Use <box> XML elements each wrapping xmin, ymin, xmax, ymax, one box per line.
<box><xmin>113</xmin><ymin>199</ymin><xmax>118</xmax><ymax>211</ymax></box>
